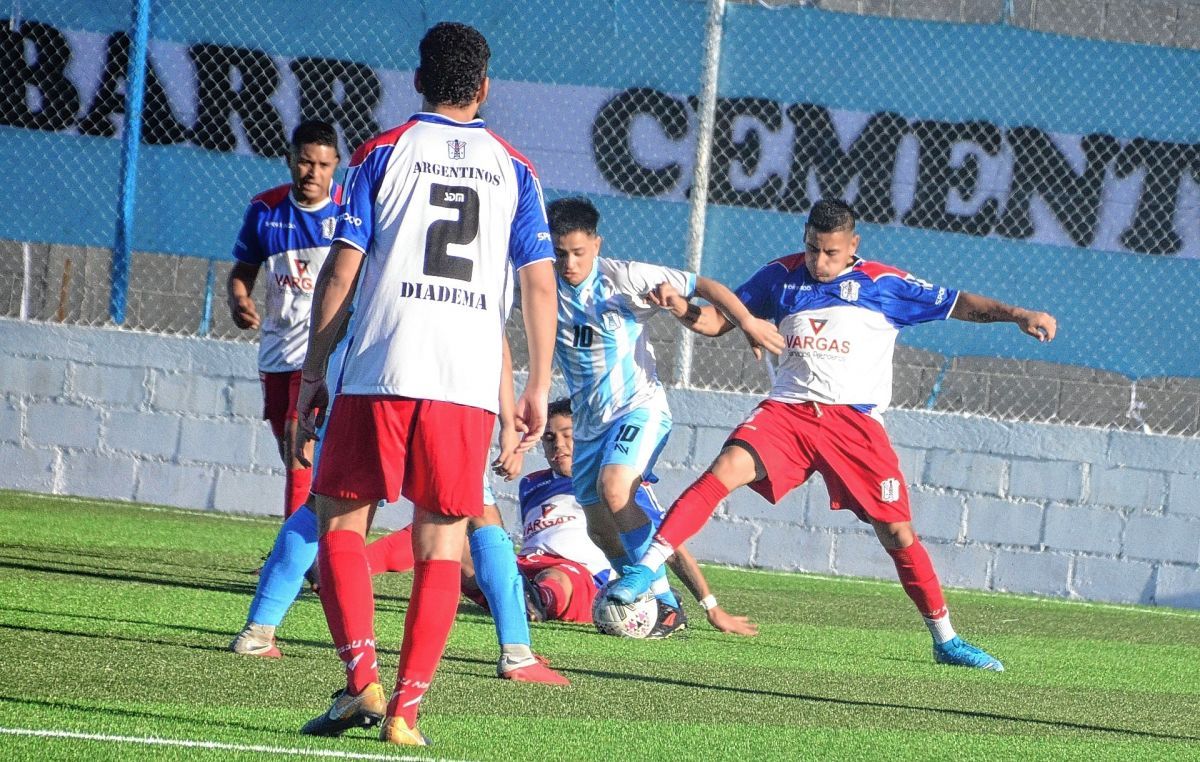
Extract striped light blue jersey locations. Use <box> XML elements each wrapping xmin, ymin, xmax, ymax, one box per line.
<box><xmin>555</xmin><ymin>257</ymin><xmax>696</xmax><ymax>439</ymax></box>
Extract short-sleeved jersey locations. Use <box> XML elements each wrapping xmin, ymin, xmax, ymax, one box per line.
<box><xmin>556</xmin><ymin>258</ymin><xmax>696</xmax><ymax>439</ymax></box>
<box><xmin>232</xmin><ymin>183</ymin><xmax>341</xmax><ymax>372</ymax></box>
<box><xmin>332</xmin><ymin>113</ymin><xmax>552</xmax><ymax>413</ymax></box>
<box><xmin>736</xmin><ymin>256</ymin><xmax>958</xmax><ymax>415</ymax></box>
<box><xmin>518</xmin><ymin>469</ymin><xmax>615</xmax><ymax>583</ymax></box>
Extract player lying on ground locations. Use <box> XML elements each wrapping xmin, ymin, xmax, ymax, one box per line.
<box><xmin>468</xmin><ymin>398</ymin><xmax>757</xmax><ymax>636</ymax></box>
<box><xmin>227</xmin><ymin>119</ymin><xmax>342</xmax><ymax>520</ymax></box>
<box><xmin>547</xmin><ymin>197</ymin><xmax>783</xmax><ymax>639</ymax></box>
<box><xmin>609</xmin><ymin>198</ymin><xmax>1058</xmax><ymax>671</ymax></box>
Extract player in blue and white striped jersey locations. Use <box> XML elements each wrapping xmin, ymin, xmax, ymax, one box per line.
<box><xmin>546</xmin><ymin>197</ymin><xmax>784</xmax><ymax>636</ymax></box>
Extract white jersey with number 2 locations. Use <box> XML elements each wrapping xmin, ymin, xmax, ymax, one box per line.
<box><xmin>332</xmin><ymin>112</ymin><xmax>552</xmax><ymax>413</ymax></box>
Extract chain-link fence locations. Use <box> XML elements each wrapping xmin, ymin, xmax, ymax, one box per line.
<box><xmin>2</xmin><ymin>0</ymin><xmax>1199</xmax><ymax>434</ymax></box>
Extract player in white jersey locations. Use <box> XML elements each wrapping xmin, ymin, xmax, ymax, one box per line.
<box><xmin>293</xmin><ymin>23</ymin><xmax>557</xmax><ymax>747</ymax></box>
<box><xmin>546</xmin><ymin>197</ymin><xmax>783</xmax><ymax>637</ymax></box>
<box><xmin>227</xmin><ymin>120</ymin><xmax>341</xmax><ymax>518</ymax></box>
<box><xmin>512</xmin><ymin>399</ymin><xmax>757</xmax><ymax>635</ymax></box>
<box><xmin>609</xmin><ymin>199</ymin><xmax>1058</xmax><ymax>672</ymax></box>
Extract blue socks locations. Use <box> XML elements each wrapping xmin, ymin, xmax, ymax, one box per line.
<box><xmin>469</xmin><ymin>524</ymin><xmax>530</xmax><ymax>648</ymax></box>
<box><xmin>619</xmin><ymin>524</ymin><xmax>678</xmax><ymax>608</ymax></box>
<box><xmin>246</xmin><ymin>505</ymin><xmax>318</xmax><ymax>627</ymax></box>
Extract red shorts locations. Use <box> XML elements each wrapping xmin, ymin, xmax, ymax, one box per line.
<box><xmin>260</xmin><ymin>370</ymin><xmax>301</xmax><ymax>440</ymax></box>
<box><xmin>728</xmin><ymin>399</ymin><xmax>910</xmax><ymax>524</ymax></box>
<box><xmin>516</xmin><ymin>551</ymin><xmax>598</xmax><ymax>623</ymax></box>
<box><xmin>312</xmin><ymin>394</ymin><xmax>494</xmax><ymax>515</ymax></box>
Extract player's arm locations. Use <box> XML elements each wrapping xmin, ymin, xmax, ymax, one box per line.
<box><xmin>950</xmin><ymin>292</ymin><xmax>1057</xmax><ymax>342</ymax></box>
<box><xmin>294</xmin><ymin>242</ymin><xmax>364</xmax><ymax>463</ymax></box>
<box><xmin>516</xmin><ymin>259</ymin><xmax>557</xmax><ymax>453</ymax></box>
<box><xmin>492</xmin><ymin>334</ymin><xmax>525</xmax><ymax>480</ymax></box>
<box><xmin>648</xmin><ymin>277</ymin><xmax>783</xmax><ymax>359</ymax></box>
<box><xmin>226</xmin><ymin>262</ymin><xmax>262</xmax><ymax>329</ymax></box>
<box><xmin>666</xmin><ymin>545</ymin><xmax>759</xmax><ymax>636</ymax></box>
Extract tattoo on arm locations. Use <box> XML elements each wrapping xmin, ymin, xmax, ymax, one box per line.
<box><xmin>682</xmin><ymin>302</ymin><xmax>702</xmax><ymax>325</ymax></box>
<box><xmin>962</xmin><ymin>309</ymin><xmax>1002</xmax><ymax>323</ymax></box>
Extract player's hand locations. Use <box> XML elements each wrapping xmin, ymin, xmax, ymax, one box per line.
<box><xmin>229</xmin><ymin>296</ymin><xmax>260</xmax><ymax>330</ymax></box>
<box><xmin>1018</xmin><ymin>310</ymin><xmax>1057</xmax><ymax>343</ymax></box>
<box><xmin>513</xmin><ymin>386</ymin><xmax>549</xmax><ymax>455</ymax></box>
<box><xmin>706</xmin><ymin>606</ymin><xmax>759</xmax><ymax>637</ymax></box>
<box><xmin>740</xmin><ymin>317</ymin><xmax>785</xmax><ymax>360</ymax></box>
<box><xmin>294</xmin><ymin>374</ymin><xmax>329</xmax><ymax>467</ymax></box>
<box><xmin>493</xmin><ymin>424</ymin><xmax>525</xmax><ymax>480</ymax></box>
<box><xmin>646</xmin><ymin>282</ymin><xmax>688</xmax><ymax>317</ymax></box>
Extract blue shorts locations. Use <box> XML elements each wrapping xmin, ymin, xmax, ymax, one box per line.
<box><xmin>572</xmin><ymin>407</ymin><xmax>671</xmax><ymax>507</ymax></box>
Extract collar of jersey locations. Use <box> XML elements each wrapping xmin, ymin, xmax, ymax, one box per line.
<box><xmin>411</xmin><ymin>111</ymin><xmax>486</xmax><ymax>128</ymax></box>
<box><xmin>288</xmin><ymin>191</ymin><xmax>334</xmax><ymax>213</ymax></box>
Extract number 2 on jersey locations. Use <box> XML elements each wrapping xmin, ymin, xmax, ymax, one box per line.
<box><xmin>424</xmin><ymin>183</ymin><xmax>479</xmax><ymax>281</ymax></box>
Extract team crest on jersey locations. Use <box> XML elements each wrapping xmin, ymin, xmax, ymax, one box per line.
<box><xmin>601</xmin><ymin>310</ymin><xmax>622</xmax><ymax>332</ymax></box>
<box><xmin>880</xmin><ymin>478</ymin><xmax>901</xmax><ymax>503</ymax></box>
<box><xmin>447</xmin><ymin>139</ymin><xmax>467</xmax><ymax>160</ymax></box>
<box><xmin>321</xmin><ymin>216</ymin><xmax>337</xmax><ymax>240</ymax></box>
<box><xmin>839</xmin><ymin>280</ymin><xmax>860</xmax><ymax>302</ymax></box>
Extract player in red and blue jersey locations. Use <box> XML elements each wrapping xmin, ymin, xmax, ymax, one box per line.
<box><xmin>227</xmin><ymin>119</ymin><xmax>341</xmax><ymax>519</ymax></box>
<box><xmin>609</xmin><ymin>198</ymin><xmax>1057</xmax><ymax>671</ymax></box>
<box><xmin>293</xmin><ymin>23</ymin><xmax>558</xmax><ymax>747</ymax></box>
<box><xmin>515</xmin><ymin>399</ymin><xmax>758</xmax><ymax>636</ymax></box>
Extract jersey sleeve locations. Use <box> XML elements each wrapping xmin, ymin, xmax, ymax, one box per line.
<box><xmin>508</xmin><ymin>162</ymin><xmax>553</xmax><ymax>270</ymax></box>
<box><xmin>332</xmin><ymin>144</ymin><xmax>390</xmax><ymax>253</ymax></box>
<box><xmin>735</xmin><ymin>263</ymin><xmax>781</xmax><ymax>322</ymax></box>
<box><xmin>875</xmin><ymin>273</ymin><xmax>959</xmax><ymax>326</ymax></box>
<box><xmin>517</xmin><ymin>475</ymin><xmax>535</xmax><ymax>511</ymax></box>
<box><xmin>231</xmin><ymin>203</ymin><xmax>266</xmax><ymax>265</ymax></box>
<box><xmin>615</xmin><ymin>261</ymin><xmax>697</xmax><ymax>302</ymax></box>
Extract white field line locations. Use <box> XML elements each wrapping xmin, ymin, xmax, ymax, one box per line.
<box><xmin>0</xmin><ymin>727</ymin><xmax>468</xmax><ymax>761</ymax></box>
<box><xmin>702</xmin><ymin>563</ymin><xmax>1200</xmax><ymax>620</ymax></box>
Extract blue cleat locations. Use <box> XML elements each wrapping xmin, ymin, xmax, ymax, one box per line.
<box><xmin>607</xmin><ymin>564</ymin><xmax>656</xmax><ymax>604</ymax></box>
<box><xmin>933</xmin><ymin>636</ymin><xmax>1004</xmax><ymax>671</ymax></box>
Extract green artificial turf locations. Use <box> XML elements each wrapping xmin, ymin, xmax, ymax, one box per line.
<box><xmin>0</xmin><ymin>491</ymin><xmax>1197</xmax><ymax>761</ymax></box>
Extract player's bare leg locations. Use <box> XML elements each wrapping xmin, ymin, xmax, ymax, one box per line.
<box><xmin>281</xmin><ymin>418</ymin><xmax>314</xmax><ymax>519</ymax></box>
<box><xmin>607</xmin><ymin>444</ymin><xmax>759</xmax><ymax>604</ymax></box>
<box><xmin>379</xmin><ymin>509</ymin><xmax>468</xmax><ymax>746</ymax></box>
<box><xmin>871</xmin><ymin>519</ymin><xmax>1003</xmax><ymax>671</ymax></box>
<box><xmin>302</xmin><ymin>496</ymin><xmax>387</xmax><ymax>736</ymax></box>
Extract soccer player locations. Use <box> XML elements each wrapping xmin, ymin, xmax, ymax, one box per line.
<box><xmin>608</xmin><ymin>199</ymin><xmax>1059</xmax><ymax>671</ymax></box>
<box><xmin>227</xmin><ymin>119</ymin><xmax>341</xmax><ymax>519</ymax></box>
<box><xmin>547</xmin><ymin>196</ymin><xmax>783</xmax><ymax>638</ymax></box>
<box><xmin>513</xmin><ymin>398</ymin><xmax>758</xmax><ymax>636</ymax></box>
<box><xmin>294</xmin><ymin>22</ymin><xmax>557</xmax><ymax>747</ymax></box>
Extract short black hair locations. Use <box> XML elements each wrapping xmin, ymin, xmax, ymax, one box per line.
<box><xmin>806</xmin><ymin>198</ymin><xmax>856</xmax><ymax>234</ymax></box>
<box><xmin>546</xmin><ymin>196</ymin><xmax>600</xmax><ymax>239</ymax></box>
<box><xmin>547</xmin><ymin>398</ymin><xmax>572</xmax><ymax>419</ymax></box>
<box><xmin>290</xmin><ymin>119</ymin><xmax>338</xmax><ymax>155</ymax></box>
<box><xmin>417</xmin><ymin>22</ymin><xmax>490</xmax><ymax>107</ymax></box>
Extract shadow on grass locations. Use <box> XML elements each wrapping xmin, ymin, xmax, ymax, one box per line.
<box><xmin>0</xmin><ymin>694</ymin><xmax>299</xmax><ymax>737</ymax></box>
<box><xmin>0</xmin><ymin>555</ymin><xmax>255</xmax><ymax>597</ymax></box>
<box><xmin>529</xmin><ymin>660</ymin><xmax>1200</xmax><ymax>743</ymax></box>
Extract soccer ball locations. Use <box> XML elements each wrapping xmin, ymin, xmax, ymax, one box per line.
<box><xmin>592</xmin><ymin>581</ymin><xmax>658</xmax><ymax>639</ymax></box>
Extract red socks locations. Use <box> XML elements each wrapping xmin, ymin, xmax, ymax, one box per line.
<box><xmin>365</xmin><ymin>526</ymin><xmax>415</xmax><ymax>575</ymax></box>
<box><xmin>886</xmin><ymin>539</ymin><xmax>947</xmax><ymax>619</ymax></box>
<box><xmin>284</xmin><ymin>467</ymin><xmax>312</xmax><ymax>518</ymax></box>
<box><xmin>317</xmin><ymin>530</ymin><xmax>378</xmax><ymax>693</ymax></box>
<box><xmin>388</xmin><ymin>559</ymin><xmax>461</xmax><ymax>726</ymax></box>
<box><xmin>537</xmin><ymin>576</ymin><xmax>569</xmax><ymax>620</ymax></box>
<box><xmin>655</xmin><ymin>472</ymin><xmax>730</xmax><ymax>549</ymax></box>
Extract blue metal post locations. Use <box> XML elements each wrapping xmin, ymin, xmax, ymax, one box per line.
<box><xmin>110</xmin><ymin>0</ymin><xmax>151</xmax><ymax>325</ymax></box>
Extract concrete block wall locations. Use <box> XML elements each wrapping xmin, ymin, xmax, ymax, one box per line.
<box><xmin>2</xmin><ymin>317</ymin><xmax>1197</xmax><ymax>608</ymax></box>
